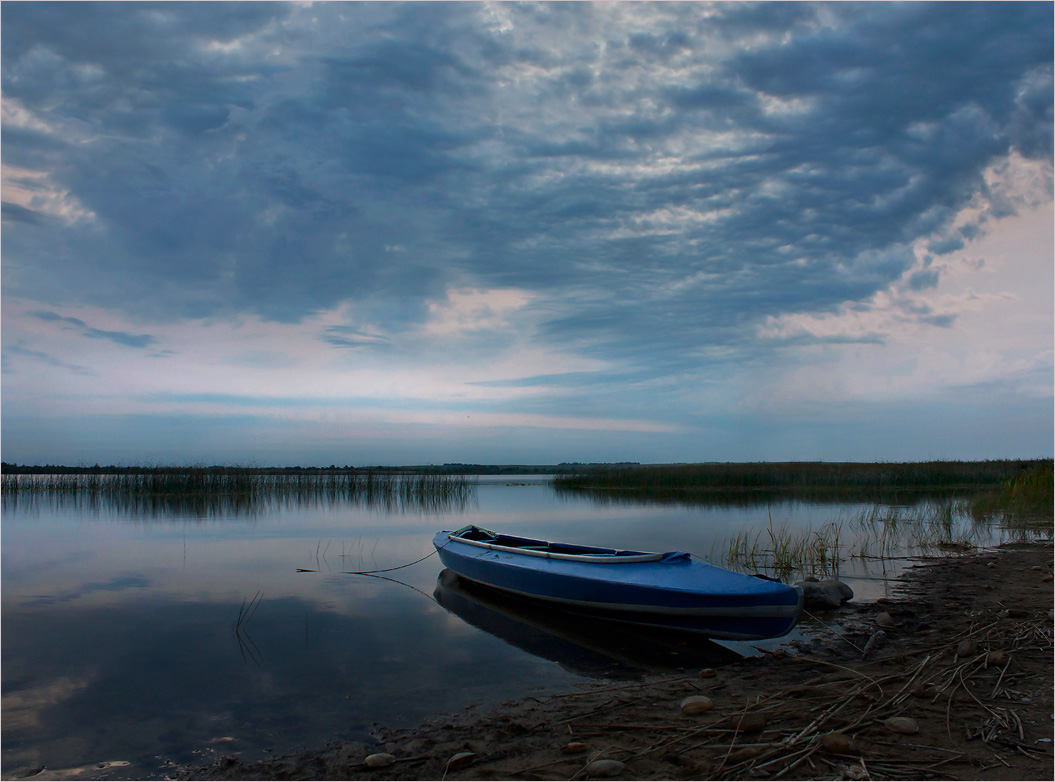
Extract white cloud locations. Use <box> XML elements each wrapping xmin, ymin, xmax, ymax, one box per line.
<box><xmin>749</xmin><ymin>197</ymin><xmax>1053</xmax><ymax>410</ymax></box>
<box><xmin>422</xmin><ymin>287</ymin><xmax>534</xmax><ymax>337</ymax></box>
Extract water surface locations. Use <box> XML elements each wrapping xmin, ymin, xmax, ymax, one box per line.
<box><xmin>2</xmin><ymin>476</ymin><xmax>1044</xmax><ymax>778</ymax></box>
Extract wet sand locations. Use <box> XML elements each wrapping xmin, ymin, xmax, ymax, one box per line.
<box><xmin>184</xmin><ymin>542</ymin><xmax>1053</xmax><ymax>781</ymax></box>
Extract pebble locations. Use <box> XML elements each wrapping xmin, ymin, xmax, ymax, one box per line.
<box><xmin>820</xmin><ymin>733</ymin><xmax>859</xmax><ymax>754</ymax></box>
<box><xmin>446</xmin><ymin>752</ymin><xmax>477</xmax><ymax>771</ymax></box>
<box><xmin>911</xmin><ymin>682</ymin><xmax>938</xmax><ymax>699</ymax></box>
<box><xmin>561</xmin><ymin>742</ymin><xmax>588</xmax><ymax>755</ymax></box>
<box><xmin>862</xmin><ymin>629</ymin><xmax>886</xmax><ymax>659</ymax></box>
<box><xmin>884</xmin><ymin>716</ymin><xmax>919</xmax><ymax>735</ymax></box>
<box><xmin>955</xmin><ymin>640</ymin><xmax>976</xmax><ymax>658</ymax></box>
<box><xmin>875</xmin><ymin>611</ymin><xmax>894</xmax><ymax>627</ymax></box>
<box><xmin>728</xmin><ymin>746</ymin><xmax>764</xmax><ymax>763</ymax></box>
<box><xmin>680</xmin><ymin>695</ymin><xmax>715</xmax><ymax>715</ymax></box>
<box><xmin>986</xmin><ymin>650</ymin><xmax>1008</xmax><ymax>666</ymax></box>
<box><xmin>698</xmin><ymin>668</ymin><xmax>718</xmax><ymax>678</ymax></box>
<box><xmin>364</xmin><ymin>753</ymin><xmax>395</xmax><ymax>768</ymax></box>
<box><xmin>728</xmin><ymin>713</ymin><xmax>767</xmax><ymax>733</ymax></box>
<box><xmin>986</xmin><ymin>561</ymin><xmax>996</xmax><ymax>568</ymax></box>
<box><xmin>586</xmin><ymin>759</ymin><xmax>625</xmax><ymax>778</ymax></box>
<box><xmin>1043</xmin><ymin>574</ymin><xmax>1053</xmax><ymax>582</ymax></box>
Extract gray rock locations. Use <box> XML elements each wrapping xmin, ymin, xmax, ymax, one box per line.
<box><xmin>794</xmin><ymin>579</ymin><xmax>854</xmax><ymax>610</ymax></box>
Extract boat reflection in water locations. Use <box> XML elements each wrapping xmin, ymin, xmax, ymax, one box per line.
<box><xmin>434</xmin><ymin>569</ymin><xmax>744</xmax><ymax>678</ymax></box>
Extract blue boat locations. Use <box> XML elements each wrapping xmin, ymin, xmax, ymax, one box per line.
<box><xmin>433</xmin><ymin>525</ymin><xmax>804</xmax><ymax>640</ymax></box>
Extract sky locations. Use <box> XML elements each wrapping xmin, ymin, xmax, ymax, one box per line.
<box><xmin>2</xmin><ymin>1</ymin><xmax>1053</xmax><ymax>467</ymax></box>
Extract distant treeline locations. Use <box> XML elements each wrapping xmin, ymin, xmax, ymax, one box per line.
<box><xmin>0</xmin><ymin>462</ymin><xmax>637</xmax><ymax>475</ymax></box>
<box><xmin>552</xmin><ymin>459</ymin><xmax>1054</xmax><ymax>501</ymax></box>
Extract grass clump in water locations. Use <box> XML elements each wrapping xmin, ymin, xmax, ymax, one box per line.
<box><xmin>971</xmin><ymin>463</ymin><xmax>1053</xmax><ymax>522</ymax></box>
<box><xmin>724</xmin><ymin>513</ymin><xmax>844</xmax><ymax>581</ymax></box>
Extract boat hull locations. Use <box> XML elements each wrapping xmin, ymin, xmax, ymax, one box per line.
<box><xmin>433</xmin><ymin>530</ymin><xmax>803</xmax><ymax>640</ymax></box>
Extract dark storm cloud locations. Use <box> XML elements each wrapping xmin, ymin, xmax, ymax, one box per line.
<box><xmin>2</xmin><ymin>2</ymin><xmax>1051</xmax><ymax>370</ymax></box>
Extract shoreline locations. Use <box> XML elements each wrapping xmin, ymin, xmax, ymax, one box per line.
<box><xmin>185</xmin><ymin>542</ymin><xmax>1053</xmax><ymax>781</ymax></box>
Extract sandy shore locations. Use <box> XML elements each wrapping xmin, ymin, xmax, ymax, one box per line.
<box><xmin>185</xmin><ymin>542</ymin><xmax>1053</xmax><ymax>781</ymax></box>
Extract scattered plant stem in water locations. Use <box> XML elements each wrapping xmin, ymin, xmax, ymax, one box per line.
<box><xmin>723</xmin><ymin>495</ymin><xmax>1052</xmax><ymax>581</ymax></box>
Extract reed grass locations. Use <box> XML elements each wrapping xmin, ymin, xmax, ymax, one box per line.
<box><xmin>0</xmin><ymin>467</ymin><xmax>477</xmax><ymax>517</ymax></box>
<box><xmin>554</xmin><ymin>459</ymin><xmax>1051</xmax><ymax>505</ymax></box>
<box><xmin>722</xmin><ymin>493</ymin><xmax>1052</xmax><ymax>581</ymax></box>
<box><xmin>970</xmin><ymin>463</ymin><xmax>1053</xmax><ymax>522</ymax></box>
<box><xmin>724</xmin><ymin>515</ymin><xmax>845</xmax><ymax>581</ymax></box>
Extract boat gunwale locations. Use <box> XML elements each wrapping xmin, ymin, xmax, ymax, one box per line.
<box><xmin>444</xmin><ymin>528</ymin><xmax>665</xmax><ymax>564</ymax></box>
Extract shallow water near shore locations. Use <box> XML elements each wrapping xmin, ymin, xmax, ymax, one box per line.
<box><xmin>1</xmin><ymin>476</ymin><xmax>1047</xmax><ymax>779</ymax></box>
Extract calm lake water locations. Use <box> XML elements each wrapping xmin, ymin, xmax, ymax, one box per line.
<box><xmin>2</xmin><ymin>476</ymin><xmax>1046</xmax><ymax>779</ymax></box>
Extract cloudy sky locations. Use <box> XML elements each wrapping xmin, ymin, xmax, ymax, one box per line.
<box><xmin>2</xmin><ymin>1</ymin><xmax>1052</xmax><ymax>467</ymax></box>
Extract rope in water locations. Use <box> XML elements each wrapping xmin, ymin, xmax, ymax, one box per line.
<box><xmin>340</xmin><ymin>544</ymin><xmax>444</xmax><ymax>575</ymax></box>
<box><xmin>292</xmin><ymin>537</ymin><xmax>454</xmax><ymax>576</ymax></box>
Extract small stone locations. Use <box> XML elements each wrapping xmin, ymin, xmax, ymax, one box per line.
<box><xmin>446</xmin><ymin>752</ymin><xmax>477</xmax><ymax>771</ymax></box>
<box><xmin>986</xmin><ymin>561</ymin><xmax>996</xmax><ymax>568</ymax></box>
<box><xmin>1042</xmin><ymin>574</ymin><xmax>1053</xmax><ymax>582</ymax></box>
<box><xmin>845</xmin><ymin>763</ymin><xmax>869</xmax><ymax>780</ymax></box>
<box><xmin>728</xmin><ymin>713</ymin><xmax>767</xmax><ymax>733</ymax></box>
<box><xmin>1031</xmin><ymin>565</ymin><xmax>1042</xmax><ymax>571</ymax></box>
<box><xmin>698</xmin><ymin>668</ymin><xmax>718</xmax><ymax>678</ymax></box>
<box><xmin>875</xmin><ymin>611</ymin><xmax>894</xmax><ymax>627</ymax></box>
<box><xmin>884</xmin><ymin>716</ymin><xmax>919</xmax><ymax>735</ymax></box>
<box><xmin>862</xmin><ymin>629</ymin><xmax>886</xmax><ymax>659</ymax></box>
<box><xmin>911</xmin><ymin>682</ymin><xmax>937</xmax><ymax>699</ymax></box>
<box><xmin>955</xmin><ymin>640</ymin><xmax>976</xmax><ymax>657</ymax></box>
<box><xmin>820</xmin><ymin>733</ymin><xmax>859</xmax><ymax>755</ymax></box>
<box><xmin>986</xmin><ymin>650</ymin><xmax>1008</xmax><ymax>666</ymax></box>
<box><xmin>680</xmin><ymin>695</ymin><xmax>715</xmax><ymax>715</ymax></box>
<box><xmin>586</xmin><ymin>759</ymin><xmax>625</xmax><ymax>778</ymax></box>
<box><xmin>364</xmin><ymin>753</ymin><xmax>395</xmax><ymax>768</ymax></box>
<box><xmin>561</xmin><ymin>742</ymin><xmax>588</xmax><ymax>755</ymax></box>
<box><xmin>728</xmin><ymin>746</ymin><xmax>764</xmax><ymax>763</ymax></box>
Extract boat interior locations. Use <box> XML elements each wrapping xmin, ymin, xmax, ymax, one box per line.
<box><xmin>452</xmin><ymin>525</ymin><xmax>652</xmax><ymax>558</ymax></box>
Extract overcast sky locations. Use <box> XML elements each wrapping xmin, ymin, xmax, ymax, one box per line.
<box><xmin>2</xmin><ymin>1</ymin><xmax>1052</xmax><ymax>467</ymax></box>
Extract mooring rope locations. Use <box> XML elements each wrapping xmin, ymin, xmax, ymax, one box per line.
<box><xmin>295</xmin><ymin>536</ymin><xmax>453</xmax><ymax>576</ymax></box>
<box><xmin>340</xmin><ymin>544</ymin><xmax>444</xmax><ymax>575</ymax></box>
